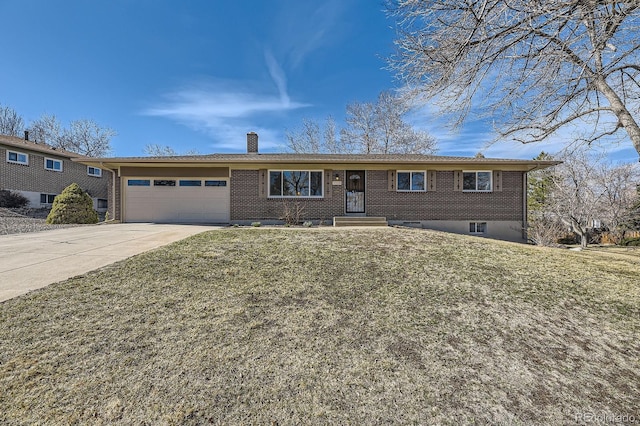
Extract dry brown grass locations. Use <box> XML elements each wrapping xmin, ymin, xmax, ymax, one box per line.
<box><xmin>1</xmin><ymin>228</ymin><xmax>638</xmax><ymax>425</ymax></box>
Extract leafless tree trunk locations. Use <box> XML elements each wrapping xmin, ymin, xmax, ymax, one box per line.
<box><xmin>388</xmin><ymin>1</ymin><xmax>640</xmax><ymax>157</ymax></box>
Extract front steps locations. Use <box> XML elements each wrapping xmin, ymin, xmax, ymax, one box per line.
<box><xmin>333</xmin><ymin>216</ymin><xmax>388</xmax><ymax>227</ymax></box>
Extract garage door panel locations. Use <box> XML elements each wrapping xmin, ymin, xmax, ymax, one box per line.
<box><xmin>124</xmin><ymin>178</ymin><xmax>229</xmax><ymax>223</ymax></box>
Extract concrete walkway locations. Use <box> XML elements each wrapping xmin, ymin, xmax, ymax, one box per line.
<box><xmin>0</xmin><ymin>223</ymin><xmax>219</xmax><ymax>302</ymax></box>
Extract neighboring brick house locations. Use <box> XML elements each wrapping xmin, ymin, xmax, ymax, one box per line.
<box><xmin>0</xmin><ymin>134</ymin><xmax>109</xmax><ymax>212</ymax></box>
<box><xmin>77</xmin><ymin>132</ymin><xmax>559</xmax><ymax>242</ymax></box>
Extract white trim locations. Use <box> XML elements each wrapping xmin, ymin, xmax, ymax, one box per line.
<box><xmin>396</xmin><ymin>170</ymin><xmax>427</xmax><ymax>192</ymax></box>
<box><xmin>462</xmin><ymin>170</ymin><xmax>492</xmax><ymax>192</ymax></box>
<box><xmin>44</xmin><ymin>157</ymin><xmax>63</xmax><ymax>172</ymax></box>
<box><xmin>6</xmin><ymin>150</ymin><xmax>29</xmax><ymax>165</ymax></box>
<box><xmin>268</xmin><ymin>169</ymin><xmax>324</xmax><ymax>198</ymax></box>
<box><xmin>87</xmin><ymin>166</ymin><xmax>102</xmax><ymax>177</ymax></box>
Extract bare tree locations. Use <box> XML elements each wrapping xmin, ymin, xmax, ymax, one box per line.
<box><xmin>285</xmin><ymin>116</ymin><xmax>355</xmax><ymax>154</ymax></box>
<box><xmin>388</xmin><ymin>1</ymin><xmax>640</xmax><ymax>157</ymax></box>
<box><xmin>344</xmin><ymin>91</ymin><xmax>437</xmax><ymax>154</ymax></box>
<box><xmin>546</xmin><ymin>150</ymin><xmax>639</xmax><ymax>247</ymax></box>
<box><xmin>143</xmin><ymin>144</ymin><xmax>200</xmax><ymax>156</ymax></box>
<box><xmin>58</xmin><ymin>119</ymin><xmax>115</xmax><ymax>157</ymax></box>
<box><xmin>287</xmin><ymin>92</ymin><xmax>437</xmax><ymax>154</ymax></box>
<box><xmin>29</xmin><ymin>114</ymin><xmax>62</xmax><ymax>145</ymax></box>
<box><xmin>0</xmin><ymin>104</ymin><xmax>24</xmax><ymax>136</ymax></box>
<box><xmin>28</xmin><ymin>115</ymin><xmax>115</xmax><ymax>157</ymax></box>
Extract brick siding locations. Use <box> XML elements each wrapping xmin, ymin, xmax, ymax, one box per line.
<box><xmin>1</xmin><ymin>145</ymin><xmax>109</xmax><ymax>200</ymax></box>
<box><xmin>367</xmin><ymin>170</ymin><xmax>523</xmax><ymax>221</ymax></box>
<box><xmin>230</xmin><ymin>169</ymin><xmax>523</xmax><ymax>222</ymax></box>
<box><xmin>230</xmin><ymin>170</ymin><xmax>345</xmax><ymax>222</ymax></box>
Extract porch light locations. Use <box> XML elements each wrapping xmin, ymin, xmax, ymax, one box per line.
<box><xmin>334</xmin><ymin>173</ymin><xmax>340</xmax><ymax>180</ymax></box>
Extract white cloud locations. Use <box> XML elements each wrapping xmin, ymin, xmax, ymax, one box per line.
<box><xmin>143</xmin><ymin>54</ymin><xmax>310</xmax><ymax>152</ymax></box>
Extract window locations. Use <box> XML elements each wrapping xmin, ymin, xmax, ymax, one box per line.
<box><xmin>127</xmin><ymin>179</ymin><xmax>151</xmax><ymax>186</ymax></box>
<box><xmin>7</xmin><ymin>150</ymin><xmax>28</xmax><ymax>165</ymax></box>
<box><xmin>469</xmin><ymin>222</ymin><xmax>487</xmax><ymax>234</ymax></box>
<box><xmin>397</xmin><ymin>171</ymin><xmax>426</xmax><ymax>191</ymax></box>
<box><xmin>269</xmin><ymin>170</ymin><xmax>323</xmax><ymax>197</ymax></box>
<box><xmin>40</xmin><ymin>193</ymin><xmax>57</xmax><ymax>204</ymax></box>
<box><xmin>179</xmin><ymin>180</ymin><xmax>202</xmax><ymax>186</ymax></box>
<box><xmin>44</xmin><ymin>158</ymin><xmax>63</xmax><ymax>172</ymax></box>
<box><xmin>88</xmin><ymin>166</ymin><xmax>102</xmax><ymax>177</ymax></box>
<box><xmin>463</xmin><ymin>171</ymin><xmax>492</xmax><ymax>191</ymax></box>
<box><xmin>154</xmin><ymin>180</ymin><xmax>176</xmax><ymax>186</ymax></box>
<box><xmin>205</xmin><ymin>180</ymin><xmax>227</xmax><ymax>187</ymax></box>
<box><xmin>97</xmin><ymin>199</ymin><xmax>108</xmax><ymax>209</ymax></box>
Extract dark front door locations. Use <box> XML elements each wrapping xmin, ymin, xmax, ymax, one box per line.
<box><xmin>345</xmin><ymin>170</ymin><xmax>365</xmax><ymax>213</ymax></box>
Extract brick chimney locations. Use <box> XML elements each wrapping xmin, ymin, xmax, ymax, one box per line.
<box><xmin>247</xmin><ymin>132</ymin><xmax>258</xmax><ymax>153</ymax></box>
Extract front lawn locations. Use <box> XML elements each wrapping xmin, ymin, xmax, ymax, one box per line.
<box><xmin>1</xmin><ymin>228</ymin><xmax>638</xmax><ymax>424</ymax></box>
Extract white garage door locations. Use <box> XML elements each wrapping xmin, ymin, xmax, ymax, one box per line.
<box><xmin>124</xmin><ymin>178</ymin><xmax>229</xmax><ymax>223</ymax></box>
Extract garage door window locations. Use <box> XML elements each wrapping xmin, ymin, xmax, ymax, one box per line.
<box><xmin>154</xmin><ymin>180</ymin><xmax>176</xmax><ymax>186</ymax></box>
<box><xmin>128</xmin><ymin>179</ymin><xmax>151</xmax><ymax>186</ymax></box>
<box><xmin>205</xmin><ymin>180</ymin><xmax>227</xmax><ymax>187</ymax></box>
<box><xmin>179</xmin><ymin>180</ymin><xmax>202</xmax><ymax>186</ymax></box>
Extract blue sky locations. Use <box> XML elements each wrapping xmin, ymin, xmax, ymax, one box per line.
<box><xmin>1</xmin><ymin>0</ymin><xmax>637</xmax><ymax>161</ymax></box>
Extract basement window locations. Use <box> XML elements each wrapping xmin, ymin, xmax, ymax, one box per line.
<box><xmin>469</xmin><ymin>222</ymin><xmax>487</xmax><ymax>235</ymax></box>
<box><xmin>44</xmin><ymin>158</ymin><xmax>63</xmax><ymax>172</ymax></box>
<box><xmin>97</xmin><ymin>199</ymin><xmax>108</xmax><ymax>209</ymax></box>
<box><xmin>7</xmin><ymin>150</ymin><xmax>29</xmax><ymax>165</ymax></box>
<box><xmin>40</xmin><ymin>193</ymin><xmax>57</xmax><ymax>204</ymax></box>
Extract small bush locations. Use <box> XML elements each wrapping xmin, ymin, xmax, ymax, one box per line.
<box><xmin>620</xmin><ymin>237</ymin><xmax>640</xmax><ymax>246</ymax></box>
<box><xmin>46</xmin><ymin>183</ymin><xmax>98</xmax><ymax>224</ymax></box>
<box><xmin>0</xmin><ymin>189</ymin><xmax>29</xmax><ymax>208</ymax></box>
<box><xmin>251</xmin><ymin>222</ymin><xmax>261</xmax><ymax>227</ymax></box>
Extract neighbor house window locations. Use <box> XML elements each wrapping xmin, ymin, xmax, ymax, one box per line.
<box><xmin>7</xmin><ymin>150</ymin><xmax>28</xmax><ymax>165</ymax></box>
<box><xmin>40</xmin><ymin>193</ymin><xmax>57</xmax><ymax>204</ymax></box>
<box><xmin>97</xmin><ymin>199</ymin><xmax>108</xmax><ymax>209</ymax></box>
<box><xmin>463</xmin><ymin>171</ymin><xmax>492</xmax><ymax>191</ymax></box>
<box><xmin>269</xmin><ymin>170</ymin><xmax>323</xmax><ymax>197</ymax></box>
<box><xmin>397</xmin><ymin>171</ymin><xmax>426</xmax><ymax>191</ymax></box>
<box><xmin>44</xmin><ymin>158</ymin><xmax>63</xmax><ymax>172</ymax></box>
<box><xmin>469</xmin><ymin>222</ymin><xmax>487</xmax><ymax>234</ymax></box>
<box><xmin>87</xmin><ymin>166</ymin><xmax>102</xmax><ymax>177</ymax></box>
<box><xmin>127</xmin><ymin>179</ymin><xmax>151</xmax><ymax>186</ymax></box>
<box><xmin>205</xmin><ymin>180</ymin><xmax>227</xmax><ymax>187</ymax></box>
<box><xmin>179</xmin><ymin>180</ymin><xmax>202</xmax><ymax>186</ymax></box>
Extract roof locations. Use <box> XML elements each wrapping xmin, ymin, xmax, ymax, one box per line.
<box><xmin>74</xmin><ymin>152</ymin><xmax>561</xmax><ymax>171</ymax></box>
<box><xmin>0</xmin><ymin>134</ymin><xmax>82</xmax><ymax>159</ymax></box>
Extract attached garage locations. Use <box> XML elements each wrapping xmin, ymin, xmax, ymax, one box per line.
<box><xmin>124</xmin><ymin>177</ymin><xmax>229</xmax><ymax>223</ymax></box>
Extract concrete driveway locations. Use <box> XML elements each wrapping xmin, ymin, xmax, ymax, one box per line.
<box><xmin>0</xmin><ymin>223</ymin><xmax>219</xmax><ymax>302</ymax></box>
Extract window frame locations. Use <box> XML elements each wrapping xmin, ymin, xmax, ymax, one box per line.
<box><xmin>469</xmin><ymin>222</ymin><xmax>488</xmax><ymax>234</ymax></box>
<box><xmin>44</xmin><ymin>157</ymin><xmax>63</xmax><ymax>172</ymax></box>
<box><xmin>7</xmin><ymin>150</ymin><xmax>29</xmax><ymax>165</ymax></box>
<box><xmin>268</xmin><ymin>170</ymin><xmax>324</xmax><ymax>198</ymax></box>
<box><xmin>396</xmin><ymin>170</ymin><xmax>427</xmax><ymax>192</ymax></box>
<box><xmin>87</xmin><ymin>166</ymin><xmax>102</xmax><ymax>177</ymax></box>
<box><xmin>462</xmin><ymin>170</ymin><xmax>492</xmax><ymax>192</ymax></box>
<box><xmin>40</xmin><ymin>193</ymin><xmax>57</xmax><ymax>204</ymax></box>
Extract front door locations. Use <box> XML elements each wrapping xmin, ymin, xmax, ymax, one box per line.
<box><xmin>345</xmin><ymin>170</ymin><xmax>365</xmax><ymax>213</ymax></box>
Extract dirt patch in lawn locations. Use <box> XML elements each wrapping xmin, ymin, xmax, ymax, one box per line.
<box><xmin>1</xmin><ymin>228</ymin><xmax>638</xmax><ymax>424</ymax></box>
